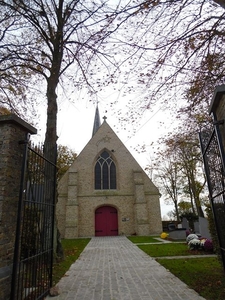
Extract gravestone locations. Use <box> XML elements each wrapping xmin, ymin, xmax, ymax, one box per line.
<box><xmin>194</xmin><ymin>221</ymin><xmax>200</xmax><ymax>234</ymax></box>
<box><xmin>199</xmin><ymin>217</ymin><xmax>211</xmax><ymax>239</ymax></box>
<box><xmin>181</xmin><ymin>217</ymin><xmax>189</xmax><ymax>230</ymax></box>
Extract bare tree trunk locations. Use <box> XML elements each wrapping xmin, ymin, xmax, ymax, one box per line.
<box><xmin>44</xmin><ymin>76</ymin><xmax>58</xmax><ymax>160</ymax></box>
<box><xmin>174</xmin><ymin>200</ymin><xmax>180</xmax><ymax>222</ymax></box>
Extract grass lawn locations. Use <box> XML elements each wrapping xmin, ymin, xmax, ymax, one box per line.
<box><xmin>129</xmin><ymin>236</ymin><xmax>225</xmax><ymax>300</ymax></box>
<box><xmin>128</xmin><ymin>235</ymin><xmax>160</xmax><ymax>243</ymax></box>
<box><xmin>138</xmin><ymin>242</ymin><xmax>200</xmax><ymax>257</ymax></box>
<box><xmin>52</xmin><ymin>238</ymin><xmax>90</xmax><ymax>285</ymax></box>
<box><xmin>51</xmin><ymin>236</ymin><xmax>225</xmax><ymax>299</ymax></box>
<box><xmin>158</xmin><ymin>257</ymin><xmax>225</xmax><ymax>300</ymax></box>
<box><xmin>128</xmin><ymin>235</ymin><xmax>201</xmax><ymax>257</ymax></box>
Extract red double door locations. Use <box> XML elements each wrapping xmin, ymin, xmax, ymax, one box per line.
<box><xmin>95</xmin><ymin>206</ymin><xmax>118</xmax><ymax>236</ymax></box>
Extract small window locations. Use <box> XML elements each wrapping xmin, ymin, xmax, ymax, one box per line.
<box><xmin>95</xmin><ymin>151</ymin><xmax>116</xmax><ymax>189</ymax></box>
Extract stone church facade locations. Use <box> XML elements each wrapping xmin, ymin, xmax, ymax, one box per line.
<box><xmin>57</xmin><ymin>108</ymin><xmax>162</xmax><ymax>238</ymax></box>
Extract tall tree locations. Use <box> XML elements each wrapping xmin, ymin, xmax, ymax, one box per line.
<box><xmin>0</xmin><ymin>1</ymin><xmax>148</xmax><ymax>262</ymax></box>
<box><xmin>0</xmin><ymin>6</ymin><xmax>34</xmax><ymax>116</ymax></box>
<box><xmin>156</xmin><ymin>156</ymin><xmax>181</xmax><ymax>221</ymax></box>
<box><xmin>2</xmin><ymin>1</ymin><xmax>225</xmax><ymax>141</ymax></box>
<box><xmin>175</xmin><ymin>135</ymin><xmax>206</xmax><ymax>217</ymax></box>
<box><xmin>153</xmin><ymin>131</ymin><xmax>207</xmax><ymax>219</ymax></box>
<box><xmin>106</xmin><ymin>0</ymin><xmax>225</xmax><ymax>126</ymax></box>
<box><xmin>0</xmin><ymin>0</ymin><xmax>145</xmax><ymax>161</ymax></box>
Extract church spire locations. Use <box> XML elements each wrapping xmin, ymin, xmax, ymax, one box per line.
<box><xmin>92</xmin><ymin>104</ymin><xmax>101</xmax><ymax>137</ymax></box>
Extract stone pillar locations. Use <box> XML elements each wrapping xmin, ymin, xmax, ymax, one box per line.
<box><xmin>65</xmin><ymin>171</ymin><xmax>79</xmax><ymax>238</ymax></box>
<box><xmin>146</xmin><ymin>194</ymin><xmax>162</xmax><ymax>234</ymax></box>
<box><xmin>133</xmin><ymin>171</ymin><xmax>149</xmax><ymax>235</ymax></box>
<box><xmin>0</xmin><ymin>114</ymin><xmax>36</xmax><ymax>300</ymax></box>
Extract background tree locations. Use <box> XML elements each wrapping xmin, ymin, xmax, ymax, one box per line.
<box><xmin>2</xmin><ymin>0</ymin><xmax>224</xmax><ymax>227</ymax></box>
<box><xmin>0</xmin><ymin>5</ymin><xmax>38</xmax><ymax>117</ymax></box>
<box><xmin>149</xmin><ymin>129</ymin><xmax>207</xmax><ymax>221</ymax></box>
<box><xmin>1</xmin><ymin>1</ymin><xmax>224</xmax><ymax>139</ymax></box>
<box><xmin>0</xmin><ymin>5</ymin><xmax>149</xmax><ymax>259</ymax></box>
<box><xmin>156</xmin><ymin>157</ymin><xmax>181</xmax><ymax>221</ymax></box>
<box><xmin>169</xmin><ymin>133</ymin><xmax>206</xmax><ymax>217</ymax></box>
<box><xmin>0</xmin><ymin>0</ymin><xmax>147</xmax><ymax>162</ymax></box>
<box><xmin>57</xmin><ymin>145</ymin><xmax>77</xmax><ymax>181</ymax></box>
<box><xmin>178</xmin><ymin>201</ymin><xmax>193</xmax><ymax>215</ymax></box>
<box><xmin>106</xmin><ymin>0</ymin><xmax>225</xmax><ymax>130</ymax></box>
<box><xmin>26</xmin><ymin>143</ymin><xmax>77</xmax><ymax>181</ymax></box>
<box><xmin>1</xmin><ymin>1</ymin><xmax>225</xmax><ymax>148</ymax></box>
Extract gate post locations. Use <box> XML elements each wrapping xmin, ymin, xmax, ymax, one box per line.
<box><xmin>207</xmin><ymin>85</ymin><xmax>225</xmax><ymax>270</ymax></box>
<box><xmin>209</xmin><ymin>85</ymin><xmax>225</xmax><ymax>152</ymax></box>
<box><xmin>0</xmin><ymin>114</ymin><xmax>36</xmax><ymax>300</ymax></box>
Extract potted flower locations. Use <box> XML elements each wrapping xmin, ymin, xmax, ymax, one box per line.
<box><xmin>188</xmin><ymin>238</ymin><xmax>201</xmax><ymax>250</ymax></box>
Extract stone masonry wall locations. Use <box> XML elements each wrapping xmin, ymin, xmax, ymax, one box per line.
<box><xmin>0</xmin><ymin>115</ymin><xmax>36</xmax><ymax>300</ymax></box>
<box><xmin>78</xmin><ymin>195</ymin><xmax>135</xmax><ymax>237</ymax></box>
<box><xmin>57</xmin><ymin>120</ymin><xmax>162</xmax><ymax>238</ymax></box>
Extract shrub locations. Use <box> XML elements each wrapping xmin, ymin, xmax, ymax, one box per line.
<box><xmin>205</xmin><ymin>204</ymin><xmax>220</xmax><ymax>260</ymax></box>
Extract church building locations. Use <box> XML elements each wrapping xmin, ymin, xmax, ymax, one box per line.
<box><xmin>56</xmin><ymin>107</ymin><xmax>162</xmax><ymax>238</ymax></box>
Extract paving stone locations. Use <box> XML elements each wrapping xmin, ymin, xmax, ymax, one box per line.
<box><xmin>46</xmin><ymin>236</ymin><xmax>206</xmax><ymax>300</ymax></box>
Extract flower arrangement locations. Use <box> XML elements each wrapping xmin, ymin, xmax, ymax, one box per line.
<box><xmin>185</xmin><ymin>230</ymin><xmax>191</xmax><ymax>237</ymax></box>
<box><xmin>200</xmin><ymin>238</ymin><xmax>207</xmax><ymax>249</ymax></box>
<box><xmin>186</xmin><ymin>233</ymin><xmax>199</xmax><ymax>244</ymax></box>
<box><xmin>203</xmin><ymin>239</ymin><xmax>213</xmax><ymax>252</ymax></box>
<box><xmin>188</xmin><ymin>238</ymin><xmax>201</xmax><ymax>250</ymax></box>
<box><xmin>160</xmin><ymin>232</ymin><xmax>169</xmax><ymax>239</ymax></box>
<box><xmin>186</xmin><ymin>234</ymin><xmax>213</xmax><ymax>252</ymax></box>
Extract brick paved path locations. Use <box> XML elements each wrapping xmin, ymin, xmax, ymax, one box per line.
<box><xmin>46</xmin><ymin>236</ymin><xmax>206</xmax><ymax>300</ymax></box>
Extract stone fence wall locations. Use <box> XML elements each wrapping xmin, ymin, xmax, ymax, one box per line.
<box><xmin>0</xmin><ymin>114</ymin><xmax>36</xmax><ymax>300</ymax></box>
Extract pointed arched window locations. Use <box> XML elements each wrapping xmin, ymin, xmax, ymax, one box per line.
<box><xmin>95</xmin><ymin>151</ymin><xmax>116</xmax><ymax>189</ymax></box>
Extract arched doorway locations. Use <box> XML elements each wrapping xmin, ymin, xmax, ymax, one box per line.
<box><xmin>95</xmin><ymin>206</ymin><xmax>118</xmax><ymax>236</ymax></box>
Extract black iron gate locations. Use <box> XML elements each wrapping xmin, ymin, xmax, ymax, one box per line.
<box><xmin>10</xmin><ymin>134</ymin><xmax>57</xmax><ymax>300</ymax></box>
<box><xmin>199</xmin><ymin>121</ymin><xmax>225</xmax><ymax>270</ymax></box>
